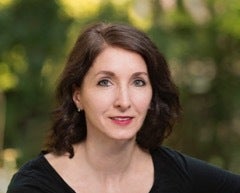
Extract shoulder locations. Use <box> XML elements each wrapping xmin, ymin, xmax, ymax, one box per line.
<box><xmin>150</xmin><ymin>146</ymin><xmax>192</xmax><ymax>193</ymax></box>
<box><xmin>151</xmin><ymin>146</ymin><xmax>192</xmax><ymax>191</ymax></box>
<box><xmin>151</xmin><ymin>146</ymin><xmax>240</xmax><ymax>193</ymax></box>
<box><xmin>7</xmin><ymin>153</ymin><xmax>70</xmax><ymax>193</ymax></box>
<box><xmin>7</xmin><ymin>154</ymin><xmax>47</xmax><ymax>192</ymax></box>
<box><xmin>151</xmin><ymin>146</ymin><xmax>190</xmax><ymax>174</ymax></box>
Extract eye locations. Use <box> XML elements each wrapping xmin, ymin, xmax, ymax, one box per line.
<box><xmin>133</xmin><ymin>79</ymin><xmax>146</xmax><ymax>87</ymax></box>
<box><xmin>97</xmin><ymin>79</ymin><xmax>112</xmax><ymax>87</ymax></box>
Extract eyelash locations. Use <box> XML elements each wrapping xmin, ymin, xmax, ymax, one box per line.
<box><xmin>97</xmin><ymin>78</ymin><xmax>147</xmax><ymax>87</ymax></box>
<box><xmin>133</xmin><ymin>79</ymin><xmax>146</xmax><ymax>87</ymax></box>
<box><xmin>97</xmin><ymin>79</ymin><xmax>112</xmax><ymax>87</ymax></box>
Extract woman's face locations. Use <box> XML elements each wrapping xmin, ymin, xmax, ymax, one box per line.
<box><xmin>73</xmin><ymin>47</ymin><xmax>152</xmax><ymax>143</ymax></box>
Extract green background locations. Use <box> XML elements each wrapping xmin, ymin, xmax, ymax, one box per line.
<box><xmin>1</xmin><ymin>0</ymin><xmax>240</xmax><ymax>173</ymax></box>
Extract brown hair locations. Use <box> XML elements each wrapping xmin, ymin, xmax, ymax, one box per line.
<box><xmin>44</xmin><ymin>22</ymin><xmax>181</xmax><ymax>157</ymax></box>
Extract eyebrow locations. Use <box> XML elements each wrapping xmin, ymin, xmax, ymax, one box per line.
<box><xmin>95</xmin><ymin>71</ymin><xmax>149</xmax><ymax>77</ymax></box>
<box><xmin>132</xmin><ymin>72</ymin><xmax>149</xmax><ymax>77</ymax></box>
<box><xmin>95</xmin><ymin>71</ymin><xmax>115</xmax><ymax>77</ymax></box>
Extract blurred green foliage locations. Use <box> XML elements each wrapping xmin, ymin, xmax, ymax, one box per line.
<box><xmin>0</xmin><ymin>0</ymin><xmax>240</xmax><ymax>171</ymax></box>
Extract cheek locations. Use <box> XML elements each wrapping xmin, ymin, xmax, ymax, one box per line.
<box><xmin>132</xmin><ymin>90</ymin><xmax>152</xmax><ymax>111</ymax></box>
<box><xmin>83</xmin><ymin>91</ymin><xmax>115</xmax><ymax>112</ymax></box>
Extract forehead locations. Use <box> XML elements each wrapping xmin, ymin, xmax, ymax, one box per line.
<box><xmin>90</xmin><ymin>46</ymin><xmax>148</xmax><ymax>73</ymax></box>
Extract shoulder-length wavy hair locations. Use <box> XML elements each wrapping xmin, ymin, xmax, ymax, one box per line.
<box><xmin>44</xmin><ymin>22</ymin><xmax>181</xmax><ymax>158</ymax></box>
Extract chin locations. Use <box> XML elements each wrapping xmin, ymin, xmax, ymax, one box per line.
<box><xmin>108</xmin><ymin>132</ymin><xmax>137</xmax><ymax>142</ymax></box>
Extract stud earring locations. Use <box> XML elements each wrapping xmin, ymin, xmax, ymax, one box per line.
<box><xmin>77</xmin><ymin>107</ymin><xmax>81</xmax><ymax>112</ymax></box>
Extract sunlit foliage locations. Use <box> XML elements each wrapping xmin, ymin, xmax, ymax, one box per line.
<box><xmin>1</xmin><ymin>0</ymin><xmax>240</xmax><ymax>173</ymax></box>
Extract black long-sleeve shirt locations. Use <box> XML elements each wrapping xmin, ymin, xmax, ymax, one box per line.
<box><xmin>7</xmin><ymin>146</ymin><xmax>240</xmax><ymax>193</ymax></box>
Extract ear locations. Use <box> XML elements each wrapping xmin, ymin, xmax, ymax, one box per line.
<box><xmin>72</xmin><ymin>86</ymin><xmax>83</xmax><ymax>110</ymax></box>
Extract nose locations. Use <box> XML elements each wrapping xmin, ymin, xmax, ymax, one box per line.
<box><xmin>114</xmin><ymin>86</ymin><xmax>131</xmax><ymax>111</ymax></box>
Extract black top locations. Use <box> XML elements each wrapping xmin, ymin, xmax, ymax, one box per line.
<box><xmin>7</xmin><ymin>146</ymin><xmax>240</xmax><ymax>193</ymax></box>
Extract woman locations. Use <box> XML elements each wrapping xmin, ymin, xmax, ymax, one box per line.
<box><xmin>7</xmin><ymin>22</ymin><xmax>240</xmax><ymax>193</ymax></box>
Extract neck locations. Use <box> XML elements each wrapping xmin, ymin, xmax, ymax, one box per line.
<box><xmin>74</xmin><ymin>139</ymin><xmax>143</xmax><ymax>178</ymax></box>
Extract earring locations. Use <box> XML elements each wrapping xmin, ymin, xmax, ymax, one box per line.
<box><xmin>77</xmin><ymin>107</ymin><xmax>81</xmax><ymax>112</ymax></box>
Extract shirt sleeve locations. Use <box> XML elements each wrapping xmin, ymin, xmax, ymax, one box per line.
<box><xmin>7</xmin><ymin>171</ymin><xmax>51</xmax><ymax>193</ymax></box>
<box><xmin>7</xmin><ymin>186</ymin><xmax>45</xmax><ymax>193</ymax></box>
<box><xmin>185</xmin><ymin>155</ymin><xmax>240</xmax><ymax>193</ymax></box>
<box><xmin>6</xmin><ymin>154</ymin><xmax>75</xmax><ymax>193</ymax></box>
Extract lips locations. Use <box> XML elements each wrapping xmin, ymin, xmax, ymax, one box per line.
<box><xmin>110</xmin><ymin>116</ymin><xmax>133</xmax><ymax>126</ymax></box>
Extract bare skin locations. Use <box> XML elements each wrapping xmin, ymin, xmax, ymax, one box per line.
<box><xmin>45</xmin><ymin>142</ymin><xmax>153</xmax><ymax>193</ymax></box>
<box><xmin>45</xmin><ymin>47</ymin><xmax>154</xmax><ymax>193</ymax></box>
